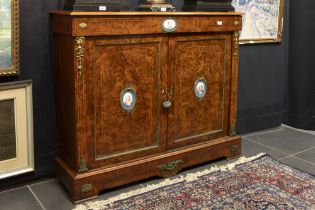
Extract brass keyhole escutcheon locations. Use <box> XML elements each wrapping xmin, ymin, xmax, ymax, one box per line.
<box><xmin>162</xmin><ymin>88</ymin><xmax>173</xmax><ymax>108</ymax></box>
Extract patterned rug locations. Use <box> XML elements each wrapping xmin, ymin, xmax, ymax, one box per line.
<box><xmin>75</xmin><ymin>154</ymin><xmax>315</xmax><ymax>210</ymax></box>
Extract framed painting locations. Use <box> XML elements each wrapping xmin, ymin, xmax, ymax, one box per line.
<box><xmin>232</xmin><ymin>0</ymin><xmax>284</xmax><ymax>44</ymax></box>
<box><xmin>0</xmin><ymin>0</ymin><xmax>19</xmax><ymax>76</ymax></box>
<box><xmin>0</xmin><ymin>81</ymin><xmax>34</xmax><ymax>179</ymax></box>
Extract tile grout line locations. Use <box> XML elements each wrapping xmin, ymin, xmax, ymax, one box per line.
<box><xmin>289</xmin><ymin>155</ymin><xmax>315</xmax><ymax>167</ymax></box>
<box><xmin>0</xmin><ymin>179</ymin><xmax>56</xmax><ymax>194</ymax></box>
<box><xmin>243</xmin><ymin>136</ymin><xmax>315</xmax><ymax>168</ymax></box>
<box><xmin>242</xmin><ymin>137</ymin><xmax>290</xmax><ymax>157</ymax></box>
<box><xmin>242</xmin><ymin>127</ymin><xmax>283</xmax><ymax>138</ymax></box>
<box><xmin>278</xmin><ymin>147</ymin><xmax>315</xmax><ymax>160</ymax></box>
<box><xmin>278</xmin><ymin>147</ymin><xmax>315</xmax><ymax>163</ymax></box>
<box><xmin>0</xmin><ymin>185</ymin><xmax>27</xmax><ymax>194</ymax></box>
<box><xmin>281</xmin><ymin>124</ymin><xmax>315</xmax><ymax>136</ymax></box>
<box><xmin>27</xmin><ymin>185</ymin><xmax>47</xmax><ymax>210</ymax></box>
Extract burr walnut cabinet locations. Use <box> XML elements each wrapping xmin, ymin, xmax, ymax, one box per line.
<box><xmin>51</xmin><ymin>11</ymin><xmax>242</xmax><ymax>202</ymax></box>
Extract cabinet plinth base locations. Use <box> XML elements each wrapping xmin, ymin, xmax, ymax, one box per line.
<box><xmin>56</xmin><ymin>136</ymin><xmax>241</xmax><ymax>203</ymax></box>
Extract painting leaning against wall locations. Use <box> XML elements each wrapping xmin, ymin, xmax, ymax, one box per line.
<box><xmin>0</xmin><ymin>0</ymin><xmax>19</xmax><ymax>76</ymax></box>
<box><xmin>232</xmin><ymin>0</ymin><xmax>284</xmax><ymax>44</ymax></box>
<box><xmin>0</xmin><ymin>81</ymin><xmax>34</xmax><ymax>179</ymax></box>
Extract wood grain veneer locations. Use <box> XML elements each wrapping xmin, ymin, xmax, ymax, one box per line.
<box><xmin>52</xmin><ymin>11</ymin><xmax>242</xmax><ymax>202</ymax></box>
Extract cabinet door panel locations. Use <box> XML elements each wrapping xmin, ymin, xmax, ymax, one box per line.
<box><xmin>168</xmin><ymin>34</ymin><xmax>232</xmax><ymax>149</ymax></box>
<box><xmin>84</xmin><ymin>36</ymin><xmax>168</xmax><ymax>167</ymax></box>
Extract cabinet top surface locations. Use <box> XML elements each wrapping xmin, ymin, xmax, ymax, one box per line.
<box><xmin>51</xmin><ymin>11</ymin><xmax>243</xmax><ymax>16</ymax></box>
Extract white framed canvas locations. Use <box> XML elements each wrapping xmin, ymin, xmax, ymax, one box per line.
<box><xmin>0</xmin><ymin>81</ymin><xmax>34</xmax><ymax>179</ymax></box>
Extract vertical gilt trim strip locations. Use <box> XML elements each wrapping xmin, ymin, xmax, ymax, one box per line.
<box><xmin>75</xmin><ymin>37</ymin><xmax>85</xmax><ymax>77</ymax></box>
<box><xmin>233</xmin><ymin>31</ymin><xmax>239</xmax><ymax>57</ymax></box>
<box><xmin>230</xmin><ymin>30</ymin><xmax>240</xmax><ymax>137</ymax></box>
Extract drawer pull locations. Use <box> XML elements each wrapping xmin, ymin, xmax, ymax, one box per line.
<box><xmin>79</xmin><ymin>23</ymin><xmax>87</xmax><ymax>29</ymax></box>
<box><xmin>234</xmin><ymin>21</ymin><xmax>239</xmax><ymax>26</ymax></box>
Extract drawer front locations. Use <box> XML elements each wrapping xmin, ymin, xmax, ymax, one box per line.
<box><xmin>72</xmin><ymin>15</ymin><xmax>242</xmax><ymax>36</ymax></box>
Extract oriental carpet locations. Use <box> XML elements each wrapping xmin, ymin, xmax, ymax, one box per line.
<box><xmin>75</xmin><ymin>154</ymin><xmax>315</xmax><ymax>210</ymax></box>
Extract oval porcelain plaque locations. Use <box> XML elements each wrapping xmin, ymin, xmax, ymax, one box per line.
<box><xmin>120</xmin><ymin>88</ymin><xmax>137</xmax><ymax>111</ymax></box>
<box><xmin>194</xmin><ymin>79</ymin><xmax>207</xmax><ymax>99</ymax></box>
<box><xmin>161</xmin><ymin>18</ymin><xmax>177</xmax><ymax>32</ymax></box>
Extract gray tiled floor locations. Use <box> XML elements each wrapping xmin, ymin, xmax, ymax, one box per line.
<box><xmin>0</xmin><ymin>125</ymin><xmax>314</xmax><ymax>210</ymax></box>
<box><xmin>0</xmin><ymin>186</ymin><xmax>43</xmax><ymax>210</ymax></box>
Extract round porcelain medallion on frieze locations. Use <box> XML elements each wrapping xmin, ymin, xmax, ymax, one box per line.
<box><xmin>194</xmin><ymin>78</ymin><xmax>207</xmax><ymax>99</ymax></box>
<box><xmin>120</xmin><ymin>87</ymin><xmax>137</xmax><ymax>112</ymax></box>
<box><xmin>161</xmin><ymin>17</ymin><xmax>178</xmax><ymax>32</ymax></box>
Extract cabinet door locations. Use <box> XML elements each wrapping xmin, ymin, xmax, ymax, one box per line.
<box><xmin>83</xmin><ymin>36</ymin><xmax>168</xmax><ymax>168</ymax></box>
<box><xmin>167</xmin><ymin>34</ymin><xmax>232</xmax><ymax>149</ymax></box>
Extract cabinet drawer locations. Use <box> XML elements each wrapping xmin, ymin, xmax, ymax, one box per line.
<box><xmin>52</xmin><ymin>13</ymin><xmax>242</xmax><ymax>36</ymax></box>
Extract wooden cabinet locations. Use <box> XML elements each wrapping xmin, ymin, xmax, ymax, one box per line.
<box><xmin>52</xmin><ymin>11</ymin><xmax>242</xmax><ymax>202</ymax></box>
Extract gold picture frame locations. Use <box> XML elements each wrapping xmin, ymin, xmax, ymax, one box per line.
<box><xmin>0</xmin><ymin>0</ymin><xmax>19</xmax><ymax>76</ymax></box>
<box><xmin>233</xmin><ymin>0</ymin><xmax>284</xmax><ymax>44</ymax></box>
